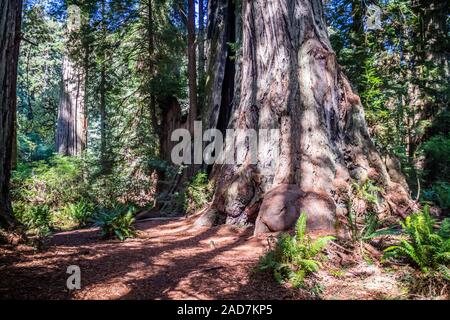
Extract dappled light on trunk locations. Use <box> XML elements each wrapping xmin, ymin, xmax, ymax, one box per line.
<box><xmin>202</xmin><ymin>0</ymin><xmax>417</xmax><ymax>235</ymax></box>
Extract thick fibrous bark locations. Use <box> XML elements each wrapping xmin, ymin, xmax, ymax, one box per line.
<box><xmin>187</xmin><ymin>0</ymin><xmax>198</xmax><ymax>133</ymax></box>
<box><xmin>56</xmin><ymin>10</ymin><xmax>87</xmax><ymax>157</ymax></box>
<box><xmin>0</xmin><ymin>0</ymin><xmax>22</xmax><ymax>229</ymax></box>
<box><xmin>160</xmin><ymin>97</ymin><xmax>187</xmax><ymax>164</ymax></box>
<box><xmin>197</xmin><ymin>0</ymin><xmax>206</xmax><ymax>112</ymax></box>
<box><xmin>147</xmin><ymin>0</ymin><xmax>159</xmax><ymax>137</ymax></box>
<box><xmin>56</xmin><ymin>55</ymin><xmax>87</xmax><ymax>156</ymax></box>
<box><xmin>203</xmin><ymin>0</ymin><xmax>237</xmax><ymax>134</ymax></box>
<box><xmin>203</xmin><ymin>0</ymin><xmax>416</xmax><ymax>235</ymax></box>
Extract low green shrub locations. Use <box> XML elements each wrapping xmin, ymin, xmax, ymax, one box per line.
<box><xmin>384</xmin><ymin>206</ymin><xmax>450</xmax><ymax>279</ymax></box>
<box><xmin>422</xmin><ymin>134</ymin><xmax>450</xmax><ymax>184</ymax></box>
<box><xmin>422</xmin><ymin>181</ymin><xmax>450</xmax><ymax>211</ymax></box>
<box><xmin>18</xmin><ymin>131</ymin><xmax>54</xmax><ymax>163</ymax></box>
<box><xmin>11</xmin><ymin>155</ymin><xmax>87</xmax><ymax>208</ymax></box>
<box><xmin>86</xmin><ymin>154</ymin><xmax>160</xmax><ymax>209</ymax></box>
<box><xmin>10</xmin><ymin>155</ymin><xmax>94</xmax><ymax>235</ymax></box>
<box><xmin>183</xmin><ymin>171</ymin><xmax>213</xmax><ymax>215</ymax></box>
<box><xmin>14</xmin><ymin>204</ymin><xmax>52</xmax><ymax>237</ymax></box>
<box><xmin>258</xmin><ymin>212</ymin><xmax>335</xmax><ymax>287</ymax></box>
<box><xmin>59</xmin><ymin>200</ymin><xmax>96</xmax><ymax>227</ymax></box>
<box><xmin>346</xmin><ymin>180</ymin><xmax>396</xmax><ymax>244</ymax></box>
<box><xmin>439</xmin><ymin>219</ymin><xmax>450</xmax><ymax>239</ymax></box>
<box><xmin>94</xmin><ymin>206</ymin><xmax>137</xmax><ymax>241</ymax></box>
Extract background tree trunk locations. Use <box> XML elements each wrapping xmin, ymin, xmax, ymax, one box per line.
<box><xmin>12</xmin><ymin>114</ymin><xmax>17</xmax><ymax>170</ymax></box>
<box><xmin>99</xmin><ymin>58</ymin><xmax>107</xmax><ymax>163</ymax></box>
<box><xmin>147</xmin><ymin>0</ymin><xmax>159</xmax><ymax>137</ymax></box>
<box><xmin>405</xmin><ymin>0</ymin><xmax>449</xmax><ymax>180</ymax></box>
<box><xmin>202</xmin><ymin>0</ymin><xmax>237</xmax><ymax>135</ymax></box>
<box><xmin>56</xmin><ymin>7</ymin><xmax>87</xmax><ymax>157</ymax></box>
<box><xmin>56</xmin><ymin>55</ymin><xmax>87</xmax><ymax>156</ymax></box>
<box><xmin>187</xmin><ymin>0</ymin><xmax>198</xmax><ymax>134</ymax></box>
<box><xmin>197</xmin><ymin>0</ymin><xmax>206</xmax><ymax>112</ymax></box>
<box><xmin>99</xmin><ymin>0</ymin><xmax>109</xmax><ymax>172</ymax></box>
<box><xmin>202</xmin><ymin>0</ymin><xmax>416</xmax><ymax>235</ymax></box>
<box><xmin>0</xmin><ymin>0</ymin><xmax>22</xmax><ymax>229</ymax></box>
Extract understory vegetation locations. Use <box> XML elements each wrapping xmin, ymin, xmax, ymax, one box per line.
<box><xmin>10</xmin><ymin>155</ymin><xmax>149</xmax><ymax>240</ymax></box>
<box><xmin>259</xmin><ymin>213</ymin><xmax>335</xmax><ymax>288</ymax></box>
<box><xmin>94</xmin><ymin>206</ymin><xmax>137</xmax><ymax>241</ymax></box>
<box><xmin>10</xmin><ymin>155</ymin><xmax>211</xmax><ymax>240</ymax></box>
<box><xmin>183</xmin><ymin>171</ymin><xmax>213</xmax><ymax>215</ymax></box>
<box><xmin>384</xmin><ymin>206</ymin><xmax>450</xmax><ymax>275</ymax></box>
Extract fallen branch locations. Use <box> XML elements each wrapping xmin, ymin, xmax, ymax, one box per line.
<box><xmin>329</xmin><ymin>241</ymin><xmax>353</xmax><ymax>253</ymax></box>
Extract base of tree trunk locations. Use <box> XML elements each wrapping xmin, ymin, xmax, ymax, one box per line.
<box><xmin>198</xmin><ymin>0</ymin><xmax>417</xmax><ymax>236</ymax></box>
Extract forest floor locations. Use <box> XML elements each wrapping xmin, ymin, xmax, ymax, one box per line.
<box><xmin>0</xmin><ymin>216</ymin><xmax>410</xmax><ymax>300</ymax></box>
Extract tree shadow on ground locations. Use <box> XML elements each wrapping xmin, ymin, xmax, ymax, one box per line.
<box><xmin>0</xmin><ymin>219</ymin><xmax>309</xmax><ymax>300</ymax></box>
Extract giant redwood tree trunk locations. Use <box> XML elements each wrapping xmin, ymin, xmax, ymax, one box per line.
<box><xmin>56</xmin><ymin>9</ymin><xmax>87</xmax><ymax>157</ymax></box>
<box><xmin>0</xmin><ymin>0</ymin><xmax>22</xmax><ymax>229</ymax></box>
<box><xmin>56</xmin><ymin>54</ymin><xmax>87</xmax><ymax>156</ymax></box>
<box><xmin>201</xmin><ymin>0</ymin><xmax>416</xmax><ymax>235</ymax></box>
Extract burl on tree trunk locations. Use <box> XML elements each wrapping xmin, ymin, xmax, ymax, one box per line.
<box><xmin>200</xmin><ymin>0</ymin><xmax>416</xmax><ymax>235</ymax></box>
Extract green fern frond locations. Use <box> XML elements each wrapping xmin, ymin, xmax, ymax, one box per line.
<box><xmin>258</xmin><ymin>212</ymin><xmax>333</xmax><ymax>287</ymax></box>
<box><xmin>295</xmin><ymin>212</ymin><xmax>307</xmax><ymax>243</ymax></box>
<box><xmin>384</xmin><ymin>206</ymin><xmax>450</xmax><ymax>274</ymax></box>
<box><xmin>309</xmin><ymin>236</ymin><xmax>335</xmax><ymax>256</ymax></box>
<box><xmin>297</xmin><ymin>259</ymin><xmax>321</xmax><ymax>272</ymax></box>
<box><xmin>437</xmin><ymin>265</ymin><xmax>450</xmax><ymax>281</ymax></box>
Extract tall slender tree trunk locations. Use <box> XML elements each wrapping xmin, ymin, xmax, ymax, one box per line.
<box><xmin>100</xmin><ymin>59</ymin><xmax>106</xmax><ymax>160</ymax></box>
<box><xmin>99</xmin><ymin>0</ymin><xmax>108</xmax><ymax>170</ymax></box>
<box><xmin>198</xmin><ymin>0</ymin><xmax>206</xmax><ymax>111</ymax></box>
<box><xmin>185</xmin><ymin>0</ymin><xmax>199</xmax><ymax>178</ymax></box>
<box><xmin>56</xmin><ymin>55</ymin><xmax>87</xmax><ymax>156</ymax></box>
<box><xmin>0</xmin><ymin>0</ymin><xmax>22</xmax><ymax>229</ymax></box>
<box><xmin>203</xmin><ymin>0</ymin><xmax>236</xmax><ymax>133</ymax></box>
<box><xmin>201</xmin><ymin>0</ymin><xmax>416</xmax><ymax>235</ymax></box>
<box><xmin>187</xmin><ymin>0</ymin><xmax>197</xmax><ymax>134</ymax></box>
<box><xmin>12</xmin><ymin>114</ymin><xmax>17</xmax><ymax>170</ymax></box>
<box><xmin>56</xmin><ymin>7</ymin><xmax>87</xmax><ymax>156</ymax></box>
<box><xmin>147</xmin><ymin>0</ymin><xmax>159</xmax><ymax>136</ymax></box>
<box><xmin>405</xmin><ymin>0</ymin><xmax>449</xmax><ymax>176</ymax></box>
<box><xmin>83</xmin><ymin>38</ymin><xmax>90</xmax><ymax>148</ymax></box>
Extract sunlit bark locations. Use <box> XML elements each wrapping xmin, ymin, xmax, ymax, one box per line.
<box><xmin>201</xmin><ymin>0</ymin><xmax>416</xmax><ymax>235</ymax></box>
<box><xmin>56</xmin><ymin>8</ymin><xmax>87</xmax><ymax>157</ymax></box>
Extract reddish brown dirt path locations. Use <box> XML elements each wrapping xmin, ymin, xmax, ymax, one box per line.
<box><xmin>0</xmin><ymin>218</ymin><xmax>309</xmax><ymax>300</ymax></box>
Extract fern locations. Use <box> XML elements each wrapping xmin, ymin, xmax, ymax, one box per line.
<box><xmin>94</xmin><ymin>206</ymin><xmax>137</xmax><ymax>241</ymax></box>
<box><xmin>295</xmin><ymin>212</ymin><xmax>307</xmax><ymax>243</ymax></box>
<box><xmin>183</xmin><ymin>171</ymin><xmax>213</xmax><ymax>215</ymax></box>
<box><xmin>384</xmin><ymin>206</ymin><xmax>450</xmax><ymax>278</ymax></box>
<box><xmin>438</xmin><ymin>218</ymin><xmax>450</xmax><ymax>239</ymax></box>
<box><xmin>258</xmin><ymin>212</ymin><xmax>335</xmax><ymax>287</ymax></box>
